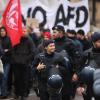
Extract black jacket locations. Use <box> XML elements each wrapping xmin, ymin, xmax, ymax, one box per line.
<box><xmin>78</xmin><ymin>38</ymin><xmax>92</xmax><ymax>51</ymax></box>
<box><xmin>85</xmin><ymin>48</ymin><xmax>100</xmax><ymax>68</ymax></box>
<box><xmin>11</xmin><ymin>36</ymin><xmax>36</xmax><ymax>65</ymax></box>
<box><xmin>55</xmin><ymin>36</ymin><xmax>82</xmax><ymax>73</ymax></box>
<box><xmin>33</xmin><ymin>52</ymin><xmax>72</xmax><ymax>93</ymax></box>
<box><xmin>33</xmin><ymin>52</ymin><xmax>69</xmax><ymax>70</ymax></box>
<box><xmin>0</xmin><ymin>36</ymin><xmax>11</xmax><ymax>63</ymax></box>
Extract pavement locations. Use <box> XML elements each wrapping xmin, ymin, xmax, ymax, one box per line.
<box><xmin>0</xmin><ymin>91</ymin><xmax>84</xmax><ymax>100</ymax></box>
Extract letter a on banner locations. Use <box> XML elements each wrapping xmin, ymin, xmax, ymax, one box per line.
<box><xmin>2</xmin><ymin>0</ymin><xmax>23</xmax><ymax>46</ymax></box>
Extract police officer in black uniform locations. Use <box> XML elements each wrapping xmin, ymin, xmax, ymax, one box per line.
<box><xmin>33</xmin><ymin>39</ymin><xmax>71</xmax><ymax>100</ymax></box>
<box><xmin>52</xmin><ymin>25</ymin><xmax>83</xmax><ymax>99</ymax></box>
<box><xmin>91</xmin><ymin>32</ymin><xmax>100</xmax><ymax>100</ymax></box>
<box><xmin>52</xmin><ymin>25</ymin><xmax>82</xmax><ymax>72</ymax></box>
<box><xmin>76</xmin><ymin>32</ymin><xmax>100</xmax><ymax>100</ymax></box>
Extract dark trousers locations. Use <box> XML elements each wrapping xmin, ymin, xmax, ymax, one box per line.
<box><xmin>62</xmin><ymin>95</ymin><xmax>70</xmax><ymax>100</ymax></box>
<box><xmin>83</xmin><ymin>94</ymin><xmax>92</xmax><ymax>100</ymax></box>
<box><xmin>61</xmin><ymin>80</ymin><xmax>71</xmax><ymax>100</ymax></box>
<box><xmin>39</xmin><ymin>88</ymin><xmax>63</xmax><ymax>100</ymax></box>
<box><xmin>39</xmin><ymin>89</ymin><xmax>49</xmax><ymax>100</ymax></box>
<box><xmin>12</xmin><ymin>63</ymin><xmax>30</xmax><ymax>97</ymax></box>
<box><xmin>8</xmin><ymin>66</ymin><xmax>13</xmax><ymax>93</ymax></box>
<box><xmin>38</xmin><ymin>81</ymin><xmax>49</xmax><ymax>100</ymax></box>
<box><xmin>94</xmin><ymin>97</ymin><xmax>100</xmax><ymax>100</ymax></box>
<box><xmin>38</xmin><ymin>83</ymin><xmax>70</xmax><ymax>100</ymax></box>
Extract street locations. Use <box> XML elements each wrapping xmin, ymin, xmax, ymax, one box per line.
<box><xmin>1</xmin><ymin>91</ymin><xmax>84</xmax><ymax>100</ymax></box>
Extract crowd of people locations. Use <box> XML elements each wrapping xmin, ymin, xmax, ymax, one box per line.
<box><xmin>0</xmin><ymin>23</ymin><xmax>100</xmax><ymax>100</ymax></box>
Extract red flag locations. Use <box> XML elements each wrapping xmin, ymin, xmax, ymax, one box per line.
<box><xmin>2</xmin><ymin>0</ymin><xmax>23</xmax><ymax>46</ymax></box>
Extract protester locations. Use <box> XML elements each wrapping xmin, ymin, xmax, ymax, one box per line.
<box><xmin>37</xmin><ymin>29</ymin><xmax>51</xmax><ymax>54</ymax></box>
<box><xmin>0</xmin><ymin>26</ymin><xmax>12</xmax><ymax>99</ymax></box>
<box><xmin>10</xmin><ymin>27</ymin><xmax>36</xmax><ymax>100</ymax></box>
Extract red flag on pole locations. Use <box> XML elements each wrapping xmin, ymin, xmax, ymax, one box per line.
<box><xmin>2</xmin><ymin>0</ymin><xmax>23</xmax><ymax>46</ymax></box>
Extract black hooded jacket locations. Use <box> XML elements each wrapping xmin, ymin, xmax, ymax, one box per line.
<box><xmin>33</xmin><ymin>51</ymin><xmax>72</xmax><ymax>93</ymax></box>
<box><xmin>0</xmin><ymin>36</ymin><xmax>11</xmax><ymax>63</ymax></box>
<box><xmin>11</xmin><ymin>36</ymin><xmax>36</xmax><ymax>65</ymax></box>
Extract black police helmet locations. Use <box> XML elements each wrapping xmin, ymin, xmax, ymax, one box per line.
<box><xmin>93</xmin><ymin>79</ymin><xmax>100</xmax><ymax>96</ymax></box>
<box><xmin>47</xmin><ymin>74</ymin><xmax>63</xmax><ymax>89</ymax></box>
<box><xmin>79</xmin><ymin>66</ymin><xmax>95</xmax><ymax>83</ymax></box>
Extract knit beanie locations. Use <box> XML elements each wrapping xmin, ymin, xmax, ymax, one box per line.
<box><xmin>43</xmin><ymin>39</ymin><xmax>55</xmax><ymax>47</ymax></box>
<box><xmin>91</xmin><ymin>32</ymin><xmax>100</xmax><ymax>42</ymax></box>
<box><xmin>43</xmin><ymin>31</ymin><xmax>51</xmax><ymax>39</ymax></box>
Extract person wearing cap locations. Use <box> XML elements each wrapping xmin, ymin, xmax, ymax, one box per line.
<box><xmin>91</xmin><ymin>32</ymin><xmax>100</xmax><ymax>100</ymax></box>
<box><xmin>76</xmin><ymin>32</ymin><xmax>100</xmax><ymax>100</ymax></box>
<box><xmin>77</xmin><ymin>29</ymin><xmax>92</xmax><ymax>51</ymax></box>
<box><xmin>52</xmin><ymin>25</ymin><xmax>77</xmax><ymax>55</ymax></box>
<box><xmin>52</xmin><ymin>25</ymin><xmax>65</xmax><ymax>40</ymax></box>
<box><xmin>33</xmin><ymin>39</ymin><xmax>71</xmax><ymax>100</ymax></box>
<box><xmin>52</xmin><ymin>25</ymin><xmax>85</xmax><ymax>98</ymax></box>
<box><xmin>43</xmin><ymin>31</ymin><xmax>51</xmax><ymax>40</ymax></box>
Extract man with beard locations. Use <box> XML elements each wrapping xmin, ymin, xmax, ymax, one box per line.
<box><xmin>52</xmin><ymin>26</ymin><xmax>83</xmax><ymax>92</ymax></box>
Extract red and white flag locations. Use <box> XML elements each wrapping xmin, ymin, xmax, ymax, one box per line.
<box><xmin>2</xmin><ymin>0</ymin><xmax>23</xmax><ymax>46</ymax></box>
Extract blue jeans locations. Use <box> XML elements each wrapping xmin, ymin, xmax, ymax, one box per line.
<box><xmin>0</xmin><ymin>63</ymin><xmax>10</xmax><ymax>96</ymax></box>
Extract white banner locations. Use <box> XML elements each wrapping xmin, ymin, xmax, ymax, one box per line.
<box><xmin>22</xmin><ymin>0</ymin><xmax>90</xmax><ymax>34</ymax></box>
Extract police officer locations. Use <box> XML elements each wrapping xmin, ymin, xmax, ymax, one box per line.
<box><xmin>52</xmin><ymin>25</ymin><xmax>82</xmax><ymax>71</ymax></box>
<box><xmin>77</xmin><ymin>29</ymin><xmax>92</xmax><ymax>51</ymax></box>
<box><xmin>66</xmin><ymin>29</ymin><xmax>83</xmax><ymax>53</ymax></box>
<box><xmin>66</xmin><ymin>29</ymin><xmax>84</xmax><ymax>98</ymax></box>
<box><xmin>52</xmin><ymin>25</ymin><xmax>84</xmax><ymax>98</ymax></box>
<box><xmin>76</xmin><ymin>32</ymin><xmax>100</xmax><ymax>100</ymax></box>
<box><xmin>33</xmin><ymin>39</ymin><xmax>72</xmax><ymax>100</ymax></box>
<box><xmin>91</xmin><ymin>32</ymin><xmax>100</xmax><ymax>100</ymax></box>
